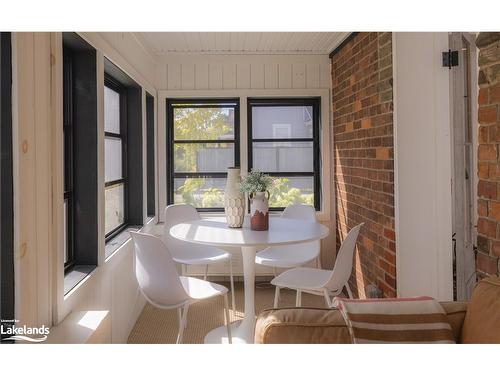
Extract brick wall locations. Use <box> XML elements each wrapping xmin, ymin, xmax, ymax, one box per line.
<box><xmin>331</xmin><ymin>32</ymin><xmax>396</xmax><ymax>298</ymax></box>
<box><xmin>476</xmin><ymin>32</ymin><xmax>500</xmax><ymax>278</ymax></box>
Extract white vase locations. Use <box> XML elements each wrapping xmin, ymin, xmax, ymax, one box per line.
<box><xmin>224</xmin><ymin>167</ymin><xmax>245</xmax><ymax>228</ymax></box>
<box><xmin>250</xmin><ymin>191</ymin><xmax>269</xmax><ymax>231</ymax></box>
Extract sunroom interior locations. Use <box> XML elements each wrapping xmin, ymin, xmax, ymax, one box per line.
<box><xmin>1</xmin><ymin>31</ymin><xmax>500</xmax><ymax>344</ymax></box>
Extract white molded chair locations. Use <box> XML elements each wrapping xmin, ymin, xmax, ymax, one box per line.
<box><xmin>271</xmin><ymin>223</ymin><xmax>364</xmax><ymax>308</ymax></box>
<box><xmin>255</xmin><ymin>204</ymin><xmax>321</xmax><ymax>273</ymax></box>
<box><xmin>163</xmin><ymin>204</ymin><xmax>235</xmax><ymax>312</ymax></box>
<box><xmin>131</xmin><ymin>231</ymin><xmax>232</xmax><ymax>344</ymax></box>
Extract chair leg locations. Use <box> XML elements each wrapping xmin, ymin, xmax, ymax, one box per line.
<box><xmin>228</xmin><ymin>257</ymin><xmax>236</xmax><ymax>312</ymax></box>
<box><xmin>274</xmin><ymin>286</ymin><xmax>280</xmax><ymax>308</ymax></box>
<box><xmin>183</xmin><ymin>305</ymin><xmax>189</xmax><ymax>331</ymax></box>
<box><xmin>223</xmin><ymin>293</ymin><xmax>232</xmax><ymax>344</ymax></box>
<box><xmin>296</xmin><ymin>290</ymin><xmax>302</xmax><ymax>307</ymax></box>
<box><xmin>204</xmin><ymin>264</ymin><xmax>208</xmax><ymax>281</ymax></box>
<box><xmin>176</xmin><ymin>306</ymin><xmax>188</xmax><ymax>344</ymax></box>
<box><xmin>345</xmin><ymin>283</ymin><xmax>354</xmax><ymax>299</ymax></box>
<box><xmin>316</xmin><ymin>256</ymin><xmax>321</xmax><ymax>269</ymax></box>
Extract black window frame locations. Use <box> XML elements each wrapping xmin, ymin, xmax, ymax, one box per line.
<box><xmin>63</xmin><ymin>48</ymin><xmax>75</xmax><ymax>272</ymax></box>
<box><xmin>1</xmin><ymin>32</ymin><xmax>14</xmax><ymax>340</ymax></box>
<box><xmin>247</xmin><ymin>97</ymin><xmax>321</xmax><ymax>211</ymax></box>
<box><xmin>166</xmin><ymin>98</ymin><xmax>240</xmax><ymax>212</ymax></box>
<box><xmin>146</xmin><ymin>92</ymin><xmax>155</xmax><ymax>217</ymax></box>
<box><xmin>104</xmin><ymin>75</ymin><xmax>129</xmax><ymax>240</ymax></box>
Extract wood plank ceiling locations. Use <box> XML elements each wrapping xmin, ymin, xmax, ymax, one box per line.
<box><xmin>135</xmin><ymin>32</ymin><xmax>348</xmax><ymax>55</ymax></box>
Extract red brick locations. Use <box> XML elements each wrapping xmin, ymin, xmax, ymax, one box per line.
<box><xmin>376</xmin><ymin>148</ymin><xmax>390</xmax><ymax>160</ymax></box>
<box><xmin>490</xmin><ymin>201</ymin><xmax>500</xmax><ymax>221</ymax></box>
<box><xmin>479</xmin><ymin>88</ymin><xmax>489</xmax><ymax>105</ymax></box>
<box><xmin>490</xmin><ymin>84</ymin><xmax>500</xmax><ymax>103</ymax></box>
<box><xmin>478</xmin><ymin>126</ymin><xmax>488</xmax><ymax>143</ymax></box>
<box><xmin>476</xmin><ymin>34</ymin><xmax>500</xmax><ymax>278</ymax></box>
<box><xmin>489</xmin><ymin>163</ymin><xmax>500</xmax><ymax>179</ymax></box>
<box><xmin>478</xmin><ymin>144</ymin><xmax>497</xmax><ymax>161</ymax></box>
<box><xmin>477</xmin><ymin>218</ymin><xmax>497</xmax><ymax>238</ymax></box>
<box><xmin>476</xmin><ymin>252</ymin><xmax>498</xmax><ymax>275</ymax></box>
<box><xmin>361</xmin><ymin>118</ymin><xmax>371</xmax><ymax>129</ymax></box>
<box><xmin>479</xmin><ymin>106</ymin><xmax>497</xmax><ymax>124</ymax></box>
<box><xmin>479</xmin><ymin>163</ymin><xmax>489</xmax><ymax>179</ymax></box>
<box><xmin>478</xmin><ymin>199</ymin><xmax>488</xmax><ymax>217</ymax></box>
<box><xmin>492</xmin><ymin>241</ymin><xmax>500</xmax><ymax>258</ymax></box>
<box><xmin>332</xmin><ymin>32</ymin><xmax>396</xmax><ymax>297</ymax></box>
<box><xmin>478</xmin><ymin>180</ymin><xmax>497</xmax><ymax>199</ymax></box>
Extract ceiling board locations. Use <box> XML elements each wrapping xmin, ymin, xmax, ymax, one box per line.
<box><xmin>135</xmin><ymin>32</ymin><xmax>349</xmax><ymax>55</ymax></box>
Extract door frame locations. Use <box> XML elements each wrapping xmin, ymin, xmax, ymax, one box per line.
<box><xmin>449</xmin><ymin>32</ymin><xmax>478</xmax><ymax>301</ymax></box>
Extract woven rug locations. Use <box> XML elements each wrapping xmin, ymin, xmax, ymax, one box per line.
<box><xmin>128</xmin><ymin>282</ymin><xmax>326</xmax><ymax>344</ymax></box>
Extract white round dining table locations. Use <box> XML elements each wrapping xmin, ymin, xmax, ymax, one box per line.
<box><xmin>169</xmin><ymin>216</ymin><xmax>329</xmax><ymax>344</ymax></box>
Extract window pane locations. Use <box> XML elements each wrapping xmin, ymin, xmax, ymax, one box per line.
<box><xmin>268</xmin><ymin>176</ymin><xmax>314</xmax><ymax>208</ymax></box>
<box><xmin>63</xmin><ymin>199</ymin><xmax>68</xmax><ymax>264</ymax></box>
<box><xmin>105</xmin><ymin>184</ymin><xmax>125</xmax><ymax>234</ymax></box>
<box><xmin>105</xmin><ymin>137</ymin><xmax>122</xmax><ymax>182</ymax></box>
<box><xmin>173</xmin><ymin>107</ymin><xmax>235</xmax><ymax>140</ymax></box>
<box><xmin>104</xmin><ymin>86</ymin><xmax>120</xmax><ymax>133</ymax></box>
<box><xmin>174</xmin><ymin>143</ymin><xmax>234</xmax><ymax>173</ymax></box>
<box><xmin>252</xmin><ymin>106</ymin><xmax>313</xmax><ymax>139</ymax></box>
<box><xmin>253</xmin><ymin>141</ymin><xmax>313</xmax><ymax>172</ymax></box>
<box><xmin>173</xmin><ymin>177</ymin><xmax>226</xmax><ymax>208</ymax></box>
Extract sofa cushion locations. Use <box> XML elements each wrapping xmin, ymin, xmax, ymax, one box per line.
<box><xmin>461</xmin><ymin>277</ymin><xmax>500</xmax><ymax>343</ymax></box>
<box><xmin>334</xmin><ymin>296</ymin><xmax>455</xmax><ymax>343</ymax></box>
<box><xmin>440</xmin><ymin>301</ymin><xmax>468</xmax><ymax>342</ymax></box>
<box><xmin>255</xmin><ymin>307</ymin><xmax>351</xmax><ymax>344</ymax></box>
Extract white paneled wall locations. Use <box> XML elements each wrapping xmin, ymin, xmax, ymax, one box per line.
<box><xmin>155</xmin><ymin>53</ymin><xmax>335</xmax><ymax>277</ymax></box>
<box><xmin>155</xmin><ymin>54</ymin><xmax>331</xmax><ymax>91</ymax></box>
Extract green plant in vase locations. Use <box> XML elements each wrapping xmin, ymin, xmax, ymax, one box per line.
<box><xmin>240</xmin><ymin>170</ymin><xmax>275</xmax><ymax>231</ymax></box>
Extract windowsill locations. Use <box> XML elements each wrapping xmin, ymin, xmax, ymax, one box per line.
<box><xmin>199</xmin><ymin>210</ymin><xmax>330</xmax><ymax>221</ymax></box>
<box><xmin>64</xmin><ymin>265</ymin><xmax>97</xmax><ymax>295</ymax></box>
<box><xmin>104</xmin><ymin>225</ymin><xmax>142</xmax><ymax>259</ymax></box>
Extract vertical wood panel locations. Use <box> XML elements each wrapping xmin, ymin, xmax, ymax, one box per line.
<box><xmin>250</xmin><ymin>64</ymin><xmax>264</xmax><ymax>89</ymax></box>
<box><xmin>292</xmin><ymin>63</ymin><xmax>306</xmax><ymax>88</ymax></box>
<box><xmin>14</xmin><ymin>32</ymin><xmax>37</xmax><ymax>326</ymax></box>
<box><xmin>306</xmin><ymin>63</ymin><xmax>320</xmax><ymax>88</ymax></box>
<box><xmin>33</xmin><ymin>32</ymin><xmax>52</xmax><ymax>326</ymax></box>
<box><xmin>209</xmin><ymin>63</ymin><xmax>223</xmax><ymax>89</ymax></box>
<box><xmin>222</xmin><ymin>63</ymin><xmax>237</xmax><ymax>89</ymax></box>
<box><xmin>155</xmin><ymin>64</ymin><xmax>167</xmax><ymax>90</ymax></box>
<box><xmin>181</xmin><ymin>63</ymin><xmax>195</xmax><ymax>90</ymax></box>
<box><xmin>195</xmin><ymin>63</ymin><xmax>209</xmax><ymax>89</ymax></box>
<box><xmin>278</xmin><ymin>63</ymin><xmax>292</xmax><ymax>89</ymax></box>
<box><xmin>264</xmin><ymin>63</ymin><xmax>279</xmax><ymax>89</ymax></box>
<box><xmin>167</xmin><ymin>63</ymin><xmax>181</xmax><ymax>90</ymax></box>
<box><xmin>236</xmin><ymin>63</ymin><xmax>251</xmax><ymax>89</ymax></box>
<box><xmin>320</xmin><ymin>63</ymin><xmax>331</xmax><ymax>89</ymax></box>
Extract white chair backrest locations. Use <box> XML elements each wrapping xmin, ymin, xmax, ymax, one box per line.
<box><xmin>163</xmin><ymin>204</ymin><xmax>202</xmax><ymax>252</ymax></box>
<box><xmin>131</xmin><ymin>231</ymin><xmax>189</xmax><ymax>308</ymax></box>
<box><xmin>282</xmin><ymin>204</ymin><xmax>317</xmax><ymax>222</ymax></box>
<box><xmin>281</xmin><ymin>204</ymin><xmax>320</xmax><ymax>254</ymax></box>
<box><xmin>324</xmin><ymin>223</ymin><xmax>364</xmax><ymax>291</ymax></box>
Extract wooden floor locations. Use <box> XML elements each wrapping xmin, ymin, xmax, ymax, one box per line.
<box><xmin>128</xmin><ymin>282</ymin><xmax>327</xmax><ymax>344</ymax></box>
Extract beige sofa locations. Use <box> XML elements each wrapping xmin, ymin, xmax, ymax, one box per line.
<box><xmin>255</xmin><ymin>277</ymin><xmax>500</xmax><ymax>344</ymax></box>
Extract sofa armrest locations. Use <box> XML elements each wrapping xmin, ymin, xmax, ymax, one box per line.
<box><xmin>255</xmin><ymin>307</ymin><xmax>351</xmax><ymax>344</ymax></box>
<box><xmin>439</xmin><ymin>301</ymin><xmax>468</xmax><ymax>342</ymax></box>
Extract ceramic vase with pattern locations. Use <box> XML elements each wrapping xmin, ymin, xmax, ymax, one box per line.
<box><xmin>224</xmin><ymin>167</ymin><xmax>245</xmax><ymax>228</ymax></box>
<box><xmin>250</xmin><ymin>191</ymin><xmax>269</xmax><ymax>231</ymax></box>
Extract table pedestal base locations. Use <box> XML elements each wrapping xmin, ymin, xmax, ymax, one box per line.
<box><xmin>204</xmin><ymin>319</ymin><xmax>255</xmax><ymax>344</ymax></box>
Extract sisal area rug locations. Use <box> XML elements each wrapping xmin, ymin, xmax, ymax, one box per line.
<box><xmin>128</xmin><ymin>282</ymin><xmax>327</xmax><ymax>344</ymax></box>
